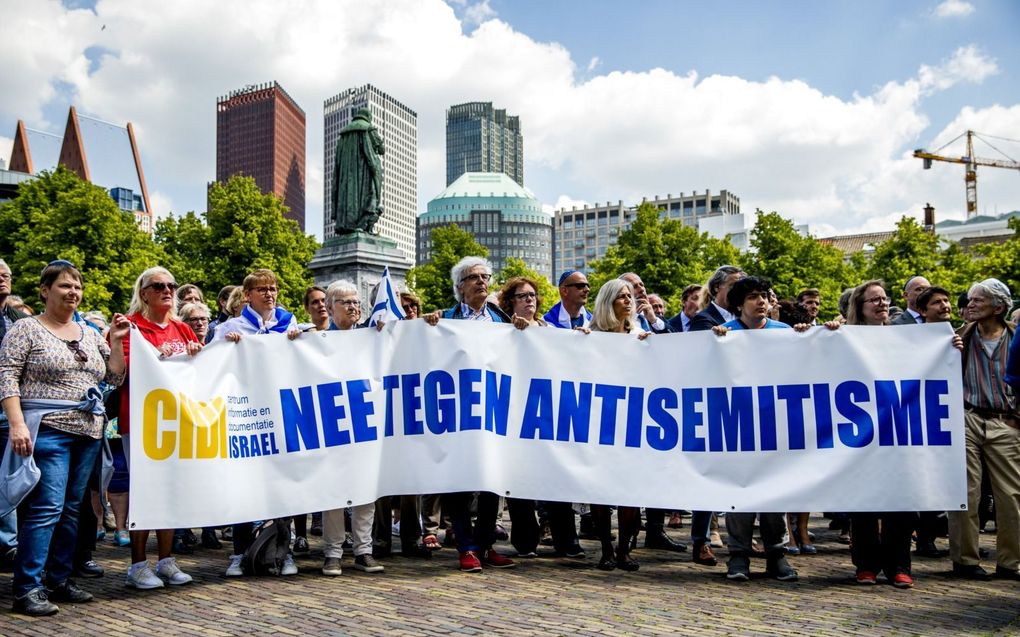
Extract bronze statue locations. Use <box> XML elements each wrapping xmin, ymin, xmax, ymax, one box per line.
<box><xmin>331</xmin><ymin>108</ymin><xmax>384</xmax><ymax>235</ymax></box>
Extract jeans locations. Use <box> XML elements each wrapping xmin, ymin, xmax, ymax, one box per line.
<box><xmin>0</xmin><ymin>423</ymin><xmax>17</xmax><ymax>552</ymax></box>
<box><xmin>13</xmin><ymin>426</ymin><xmax>101</xmax><ymax>596</ymax></box>
<box><xmin>444</xmin><ymin>491</ymin><xmax>500</xmax><ymax>553</ymax></box>
<box><xmin>725</xmin><ymin>512</ymin><xmax>787</xmax><ymax>555</ymax></box>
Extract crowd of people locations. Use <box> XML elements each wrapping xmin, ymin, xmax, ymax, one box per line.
<box><xmin>1</xmin><ymin>255</ymin><xmax>1020</xmax><ymax>616</ymax></box>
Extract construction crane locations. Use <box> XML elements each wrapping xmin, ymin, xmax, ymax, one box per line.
<box><xmin>914</xmin><ymin>130</ymin><xmax>1020</xmax><ymax>219</ymax></box>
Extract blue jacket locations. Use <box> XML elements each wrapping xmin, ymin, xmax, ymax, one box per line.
<box><xmin>443</xmin><ymin>302</ymin><xmax>511</xmax><ymax>323</ymax></box>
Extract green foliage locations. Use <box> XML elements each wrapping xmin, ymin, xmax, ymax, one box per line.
<box><xmin>496</xmin><ymin>257</ymin><xmax>558</xmax><ymax>315</ymax></box>
<box><xmin>865</xmin><ymin>216</ymin><xmax>980</xmax><ymax>301</ymax></box>
<box><xmin>586</xmin><ymin>203</ymin><xmax>740</xmax><ymax>312</ymax></box>
<box><xmin>0</xmin><ymin>167</ymin><xmax>166</xmax><ymax>316</ymax></box>
<box><xmin>407</xmin><ymin>224</ymin><xmax>488</xmax><ymax>311</ymax></box>
<box><xmin>973</xmin><ymin>216</ymin><xmax>1020</xmax><ymax>295</ymax></box>
<box><xmin>156</xmin><ymin>176</ymin><xmax>320</xmax><ymax>313</ymax></box>
<box><xmin>741</xmin><ymin>211</ymin><xmax>861</xmax><ymax>320</ymax></box>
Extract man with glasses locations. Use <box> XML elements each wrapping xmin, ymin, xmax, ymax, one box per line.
<box><xmin>423</xmin><ymin>257</ymin><xmax>514</xmax><ymax>572</ymax></box>
<box><xmin>543</xmin><ymin>270</ymin><xmax>593</xmax><ymax>329</ymax></box>
<box><xmin>0</xmin><ymin>258</ymin><xmax>27</xmax><ymax>570</ymax></box>
<box><xmin>950</xmin><ymin>278</ymin><xmax>1020</xmax><ymax>581</ymax></box>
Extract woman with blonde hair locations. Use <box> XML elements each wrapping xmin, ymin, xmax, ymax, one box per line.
<box><xmin>118</xmin><ymin>266</ymin><xmax>203</xmax><ymax>590</ymax></box>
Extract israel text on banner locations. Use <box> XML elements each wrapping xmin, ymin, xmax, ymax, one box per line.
<box><xmin>128</xmin><ymin>321</ymin><xmax>966</xmax><ymax>530</ymax></box>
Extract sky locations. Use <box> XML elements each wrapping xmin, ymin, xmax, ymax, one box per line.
<box><xmin>1</xmin><ymin>0</ymin><xmax>1019</xmax><ymax>240</ymax></box>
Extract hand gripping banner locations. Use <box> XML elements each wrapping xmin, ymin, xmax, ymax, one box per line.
<box><xmin>128</xmin><ymin>321</ymin><xmax>966</xmax><ymax>529</ymax></box>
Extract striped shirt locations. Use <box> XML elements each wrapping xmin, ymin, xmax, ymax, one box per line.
<box><xmin>963</xmin><ymin>327</ymin><xmax>1014</xmax><ymax>412</ymax></box>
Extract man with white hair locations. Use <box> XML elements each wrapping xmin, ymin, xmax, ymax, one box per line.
<box><xmin>950</xmin><ymin>278</ymin><xmax>1020</xmax><ymax>581</ymax></box>
<box><xmin>424</xmin><ymin>257</ymin><xmax>514</xmax><ymax>572</ymax></box>
<box><xmin>0</xmin><ymin>258</ymin><xmax>27</xmax><ymax>570</ymax></box>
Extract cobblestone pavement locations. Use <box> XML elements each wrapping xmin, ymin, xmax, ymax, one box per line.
<box><xmin>2</xmin><ymin>515</ymin><xmax>1018</xmax><ymax>636</ymax></box>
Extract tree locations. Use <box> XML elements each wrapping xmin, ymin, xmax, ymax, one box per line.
<box><xmin>974</xmin><ymin>216</ymin><xmax>1020</xmax><ymax>295</ymax></box>
<box><xmin>587</xmin><ymin>203</ymin><xmax>740</xmax><ymax>312</ymax></box>
<box><xmin>865</xmin><ymin>216</ymin><xmax>980</xmax><ymax>300</ymax></box>
<box><xmin>495</xmin><ymin>257</ymin><xmax>558</xmax><ymax>315</ymax></box>
<box><xmin>741</xmin><ymin>211</ymin><xmax>861</xmax><ymax>319</ymax></box>
<box><xmin>0</xmin><ymin>167</ymin><xmax>166</xmax><ymax>316</ymax></box>
<box><xmin>407</xmin><ymin>224</ymin><xmax>488</xmax><ymax>311</ymax></box>
<box><xmin>156</xmin><ymin>176</ymin><xmax>319</xmax><ymax>313</ymax></box>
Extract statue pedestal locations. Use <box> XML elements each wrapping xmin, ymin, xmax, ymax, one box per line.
<box><xmin>308</xmin><ymin>231</ymin><xmax>413</xmax><ymax>300</ymax></box>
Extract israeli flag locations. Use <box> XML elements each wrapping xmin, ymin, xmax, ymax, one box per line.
<box><xmin>368</xmin><ymin>266</ymin><xmax>407</xmax><ymax>327</ymax></box>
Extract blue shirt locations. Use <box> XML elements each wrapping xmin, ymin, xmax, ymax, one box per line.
<box><xmin>722</xmin><ymin>318</ymin><xmax>790</xmax><ymax>330</ymax></box>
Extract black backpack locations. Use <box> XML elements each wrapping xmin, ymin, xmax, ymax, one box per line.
<box><xmin>241</xmin><ymin>518</ymin><xmax>292</xmax><ymax>575</ymax></box>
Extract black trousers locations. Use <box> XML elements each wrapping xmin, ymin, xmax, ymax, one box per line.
<box><xmin>850</xmin><ymin>512</ymin><xmax>914</xmax><ymax>577</ymax></box>
<box><xmin>506</xmin><ymin>499</ymin><xmax>578</xmax><ymax>554</ymax></box>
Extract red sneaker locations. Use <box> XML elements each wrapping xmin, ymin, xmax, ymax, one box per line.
<box><xmin>856</xmin><ymin>570</ymin><xmax>877</xmax><ymax>585</ymax></box>
<box><xmin>482</xmin><ymin>549</ymin><xmax>515</xmax><ymax>569</ymax></box>
<box><xmin>892</xmin><ymin>573</ymin><xmax>914</xmax><ymax>589</ymax></box>
<box><xmin>458</xmin><ymin>550</ymin><xmax>482</xmax><ymax>572</ymax></box>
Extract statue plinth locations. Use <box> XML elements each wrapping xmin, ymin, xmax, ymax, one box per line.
<box><xmin>308</xmin><ymin>231</ymin><xmax>413</xmax><ymax>301</ymax></box>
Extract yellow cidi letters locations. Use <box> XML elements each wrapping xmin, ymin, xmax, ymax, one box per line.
<box><xmin>142</xmin><ymin>389</ymin><xmax>227</xmax><ymax>460</ymax></box>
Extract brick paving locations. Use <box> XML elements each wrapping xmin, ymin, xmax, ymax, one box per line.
<box><xmin>2</xmin><ymin>515</ymin><xmax>1019</xmax><ymax>636</ymax></box>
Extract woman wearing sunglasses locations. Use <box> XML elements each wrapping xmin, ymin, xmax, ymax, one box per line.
<box><xmin>0</xmin><ymin>260</ymin><xmax>129</xmax><ymax>616</ymax></box>
<box><xmin>117</xmin><ymin>267</ymin><xmax>203</xmax><ymax>591</ymax></box>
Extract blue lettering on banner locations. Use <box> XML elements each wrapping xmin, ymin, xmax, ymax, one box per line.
<box><xmin>681</xmin><ymin>388</ymin><xmax>706</xmax><ymax>452</ymax></box>
<box><xmin>520</xmin><ymin>378</ymin><xmax>554</xmax><ymax>440</ymax></box>
<box><xmin>596</xmin><ymin>384</ymin><xmax>627</xmax><ymax>446</ymax></box>
<box><xmin>835</xmin><ymin>381</ymin><xmax>874</xmax><ymax>448</ymax></box>
<box><xmin>876</xmin><ymin>380</ymin><xmax>922</xmax><ymax>446</ymax></box>
<box><xmin>556</xmin><ymin>382</ymin><xmax>592</xmax><ymax>443</ymax></box>
<box><xmin>646</xmin><ymin>388</ymin><xmax>678</xmax><ymax>451</ymax></box>
<box><xmin>424</xmin><ymin>370</ymin><xmax>456</xmax><ymax>434</ymax></box>
<box><xmin>706</xmin><ymin>386</ymin><xmax>755</xmax><ymax>452</ymax></box>
<box><xmin>924</xmin><ymin>380</ymin><xmax>952</xmax><ymax>446</ymax></box>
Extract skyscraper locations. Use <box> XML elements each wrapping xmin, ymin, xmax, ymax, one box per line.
<box><xmin>216</xmin><ymin>82</ymin><xmax>306</xmax><ymax>229</ymax></box>
<box><xmin>323</xmin><ymin>84</ymin><xmax>417</xmax><ymax>260</ymax></box>
<box><xmin>446</xmin><ymin>102</ymin><xmax>523</xmax><ymax>187</ymax></box>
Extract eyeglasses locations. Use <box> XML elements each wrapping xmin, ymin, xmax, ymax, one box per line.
<box><xmin>402</xmin><ymin>304</ymin><xmax>419</xmax><ymax>313</ymax></box>
<box><xmin>145</xmin><ymin>281</ymin><xmax>179</xmax><ymax>293</ymax></box>
<box><xmin>460</xmin><ymin>273</ymin><xmax>492</xmax><ymax>284</ymax></box>
<box><xmin>564</xmin><ymin>282</ymin><xmax>590</xmax><ymax>290</ymax></box>
<box><xmin>513</xmin><ymin>292</ymin><xmax>537</xmax><ymax>301</ymax></box>
<box><xmin>185</xmin><ymin>316</ymin><xmax>210</xmax><ymax>324</ymax></box>
<box><xmin>65</xmin><ymin>339</ymin><xmax>88</xmax><ymax>363</ymax></box>
<box><xmin>253</xmin><ymin>286</ymin><xmax>278</xmax><ymax>295</ymax></box>
<box><xmin>864</xmin><ymin>296</ymin><xmax>890</xmax><ymax>305</ymax></box>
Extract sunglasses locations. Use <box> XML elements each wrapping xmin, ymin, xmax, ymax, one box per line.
<box><xmin>65</xmin><ymin>338</ymin><xmax>88</xmax><ymax>363</ymax></box>
<box><xmin>146</xmin><ymin>281</ymin><xmax>179</xmax><ymax>293</ymax></box>
<box><xmin>564</xmin><ymin>282</ymin><xmax>590</xmax><ymax>290</ymax></box>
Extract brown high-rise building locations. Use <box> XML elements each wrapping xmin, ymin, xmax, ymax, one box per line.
<box><xmin>216</xmin><ymin>82</ymin><xmax>306</xmax><ymax>228</ymax></box>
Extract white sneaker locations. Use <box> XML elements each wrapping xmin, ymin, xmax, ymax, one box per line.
<box><xmin>225</xmin><ymin>554</ymin><xmax>244</xmax><ymax>577</ymax></box>
<box><xmin>280</xmin><ymin>554</ymin><xmax>298</xmax><ymax>576</ymax></box>
<box><xmin>156</xmin><ymin>557</ymin><xmax>193</xmax><ymax>586</ymax></box>
<box><xmin>126</xmin><ymin>561</ymin><xmax>165</xmax><ymax>590</ymax></box>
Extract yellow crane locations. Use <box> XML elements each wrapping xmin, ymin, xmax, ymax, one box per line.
<box><xmin>914</xmin><ymin>130</ymin><xmax>1020</xmax><ymax>219</ymax></box>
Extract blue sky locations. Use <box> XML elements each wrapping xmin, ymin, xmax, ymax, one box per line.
<box><xmin>2</xmin><ymin>0</ymin><xmax>1018</xmax><ymax>239</ymax></box>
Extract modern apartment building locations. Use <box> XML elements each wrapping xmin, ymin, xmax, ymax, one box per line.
<box><xmin>216</xmin><ymin>82</ymin><xmax>306</xmax><ymax>228</ymax></box>
<box><xmin>446</xmin><ymin>102</ymin><xmax>523</xmax><ymax>187</ymax></box>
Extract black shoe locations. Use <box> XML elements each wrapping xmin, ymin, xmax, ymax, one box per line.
<box><xmin>292</xmin><ymin>535</ymin><xmax>309</xmax><ymax>555</ymax></box>
<box><xmin>202</xmin><ymin>528</ymin><xmax>222</xmax><ymax>549</ymax></box>
<box><xmin>73</xmin><ymin>559</ymin><xmax>105</xmax><ymax>578</ymax></box>
<box><xmin>0</xmin><ymin>547</ymin><xmax>16</xmax><ymax>572</ymax></box>
<box><xmin>372</xmin><ymin>541</ymin><xmax>392</xmax><ymax>558</ymax></box>
<box><xmin>979</xmin><ymin>547</ymin><xmax>991</xmax><ymax>558</ymax></box>
<box><xmin>182</xmin><ymin>529</ymin><xmax>200</xmax><ymax>546</ymax></box>
<box><xmin>47</xmin><ymin>579</ymin><xmax>94</xmax><ymax>603</ymax></box>
<box><xmin>952</xmin><ymin>562</ymin><xmax>992</xmax><ymax>581</ymax></box>
<box><xmin>400</xmin><ymin>544</ymin><xmax>433</xmax><ymax>559</ymax></box>
<box><xmin>644</xmin><ymin>531</ymin><xmax>688</xmax><ymax>552</ymax></box>
<box><xmin>616</xmin><ymin>554</ymin><xmax>640</xmax><ymax>572</ymax></box>
<box><xmin>172</xmin><ymin>538</ymin><xmax>194</xmax><ymax>555</ymax></box>
<box><xmin>596</xmin><ymin>551</ymin><xmax>616</xmax><ymax>571</ymax></box>
<box><xmin>914</xmin><ymin>542</ymin><xmax>948</xmax><ymax>558</ymax></box>
<box><xmin>13</xmin><ymin>588</ymin><xmax>59</xmax><ymax>616</ymax></box>
<box><xmin>995</xmin><ymin>566</ymin><xmax>1020</xmax><ymax>581</ymax></box>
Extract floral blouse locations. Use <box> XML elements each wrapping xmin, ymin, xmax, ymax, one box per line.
<box><xmin>0</xmin><ymin>317</ymin><xmax>124</xmax><ymax>439</ymax></box>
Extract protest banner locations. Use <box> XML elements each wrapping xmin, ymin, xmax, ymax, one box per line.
<box><xmin>128</xmin><ymin>321</ymin><xmax>965</xmax><ymax>529</ymax></box>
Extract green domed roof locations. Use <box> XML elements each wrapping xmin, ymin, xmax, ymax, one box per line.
<box><xmin>431</xmin><ymin>172</ymin><xmax>537</xmax><ymax>201</ymax></box>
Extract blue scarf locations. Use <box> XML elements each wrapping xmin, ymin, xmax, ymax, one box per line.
<box><xmin>240</xmin><ymin>304</ymin><xmax>294</xmax><ymax>334</ymax></box>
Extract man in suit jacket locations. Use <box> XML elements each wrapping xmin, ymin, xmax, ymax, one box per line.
<box><xmin>666</xmin><ymin>284</ymin><xmax>704</xmax><ymax>333</ymax></box>
<box><xmin>0</xmin><ymin>258</ymin><xmax>28</xmax><ymax>569</ymax></box>
<box><xmin>619</xmin><ymin>272</ymin><xmax>671</xmax><ymax>334</ymax></box>
<box><xmin>891</xmin><ymin>276</ymin><xmax>931</xmax><ymax>325</ymax></box>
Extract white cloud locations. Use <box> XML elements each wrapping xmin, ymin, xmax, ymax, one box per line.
<box><xmin>934</xmin><ymin>0</ymin><xmax>975</xmax><ymax>18</ymax></box>
<box><xmin>148</xmin><ymin>190</ymin><xmax>176</xmax><ymax>221</ymax></box>
<box><xmin>543</xmin><ymin>195</ymin><xmax>592</xmax><ymax>215</ymax></box>
<box><xmin>586</xmin><ymin>56</ymin><xmax>601</xmax><ymax>73</ymax></box>
<box><xmin>918</xmin><ymin>45</ymin><xmax>997</xmax><ymax>93</ymax></box>
<box><xmin>2</xmin><ymin>0</ymin><xmax>1015</xmax><ymax>245</ymax></box>
<box><xmin>463</xmin><ymin>0</ymin><xmax>496</xmax><ymax>26</ymax></box>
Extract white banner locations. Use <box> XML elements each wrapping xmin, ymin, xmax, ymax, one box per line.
<box><xmin>128</xmin><ymin>321</ymin><xmax>966</xmax><ymax>530</ymax></box>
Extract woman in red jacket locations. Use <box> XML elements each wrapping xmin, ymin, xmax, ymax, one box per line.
<box><xmin>118</xmin><ymin>267</ymin><xmax>203</xmax><ymax>591</ymax></box>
